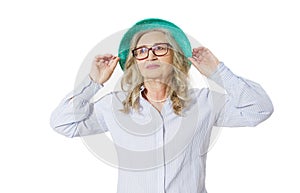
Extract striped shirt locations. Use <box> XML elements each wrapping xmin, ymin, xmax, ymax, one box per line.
<box><xmin>50</xmin><ymin>62</ymin><xmax>273</xmax><ymax>193</ymax></box>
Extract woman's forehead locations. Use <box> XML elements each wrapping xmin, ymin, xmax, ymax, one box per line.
<box><xmin>136</xmin><ymin>31</ymin><xmax>168</xmax><ymax>46</ymax></box>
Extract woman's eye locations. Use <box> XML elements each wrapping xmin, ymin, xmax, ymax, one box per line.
<box><xmin>155</xmin><ymin>45</ymin><xmax>167</xmax><ymax>51</ymax></box>
<box><xmin>139</xmin><ymin>48</ymin><xmax>148</xmax><ymax>54</ymax></box>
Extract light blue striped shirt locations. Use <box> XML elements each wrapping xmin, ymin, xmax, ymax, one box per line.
<box><xmin>50</xmin><ymin>63</ymin><xmax>273</xmax><ymax>193</ymax></box>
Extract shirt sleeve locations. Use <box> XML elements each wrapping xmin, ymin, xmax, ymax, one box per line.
<box><xmin>50</xmin><ymin>75</ymin><xmax>109</xmax><ymax>138</ymax></box>
<box><xmin>208</xmin><ymin>62</ymin><xmax>274</xmax><ymax>127</ymax></box>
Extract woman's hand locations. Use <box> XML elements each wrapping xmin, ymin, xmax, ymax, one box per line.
<box><xmin>89</xmin><ymin>54</ymin><xmax>120</xmax><ymax>84</ymax></box>
<box><xmin>188</xmin><ymin>47</ymin><xmax>220</xmax><ymax>77</ymax></box>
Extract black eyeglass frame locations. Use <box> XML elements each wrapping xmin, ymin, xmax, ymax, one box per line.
<box><xmin>131</xmin><ymin>43</ymin><xmax>172</xmax><ymax>60</ymax></box>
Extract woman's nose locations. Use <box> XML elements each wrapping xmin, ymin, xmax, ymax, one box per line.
<box><xmin>147</xmin><ymin>50</ymin><xmax>158</xmax><ymax>60</ymax></box>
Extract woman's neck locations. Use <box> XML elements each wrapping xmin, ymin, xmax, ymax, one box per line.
<box><xmin>143</xmin><ymin>80</ymin><xmax>170</xmax><ymax>101</ymax></box>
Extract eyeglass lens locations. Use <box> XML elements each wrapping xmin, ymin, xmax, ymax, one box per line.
<box><xmin>132</xmin><ymin>43</ymin><xmax>169</xmax><ymax>60</ymax></box>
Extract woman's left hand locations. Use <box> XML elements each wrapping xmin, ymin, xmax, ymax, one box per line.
<box><xmin>188</xmin><ymin>47</ymin><xmax>220</xmax><ymax>77</ymax></box>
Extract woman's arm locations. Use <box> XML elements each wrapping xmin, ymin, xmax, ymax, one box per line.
<box><xmin>189</xmin><ymin>47</ymin><xmax>273</xmax><ymax>127</ymax></box>
<box><xmin>50</xmin><ymin>75</ymin><xmax>109</xmax><ymax>137</ymax></box>
<box><xmin>208</xmin><ymin>62</ymin><xmax>273</xmax><ymax>127</ymax></box>
<box><xmin>50</xmin><ymin>54</ymin><xmax>119</xmax><ymax>137</ymax></box>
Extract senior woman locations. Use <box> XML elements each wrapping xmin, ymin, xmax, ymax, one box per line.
<box><xmin>50</xmin><ymin>18</ymin><xmax>273</xmax><ymax>193</ymax></box>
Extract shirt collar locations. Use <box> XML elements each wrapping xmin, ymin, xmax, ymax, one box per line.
<box><xmin>138</xmin><ymin>85</ymin><xmax>172</xmax><ymax>114</ymax></box>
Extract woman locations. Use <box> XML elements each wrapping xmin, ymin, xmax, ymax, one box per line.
<box><xmin>50</xmin><ymin>18</ymin><xmax>273</xmax><ymax>193</ymax></box>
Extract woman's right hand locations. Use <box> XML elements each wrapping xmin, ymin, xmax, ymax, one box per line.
<box><xmin>89</xmin><ymin>54</ymin><xmax>120</xmax><ymax>84</ymax></box>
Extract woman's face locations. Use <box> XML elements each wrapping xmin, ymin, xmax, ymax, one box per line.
<box><xmin>135</xmin><ymin>31</ymin><xmax>174</xmax><ymax>83</ymax></box>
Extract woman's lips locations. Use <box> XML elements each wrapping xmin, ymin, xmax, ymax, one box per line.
<box><xmin>145</xmin><ymin>64</ymin><xmax>160</xmax><ymax>69</ymax></box>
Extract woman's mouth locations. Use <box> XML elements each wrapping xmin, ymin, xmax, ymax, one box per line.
<box><xmin>145</xmin><ymin>64</ymin><xmax>160</xmax><ymax>69</ymax></box>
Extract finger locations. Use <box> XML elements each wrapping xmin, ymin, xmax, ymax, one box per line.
<box><xmin>95</xmin><ymin>54</ymin><xmax>113</xmax><ymax>61</ymax></box>
<box><xmin>188</xmin><ymin>57</ymin><xmax>198</xmax><ymax>66</ymax></box>
<box><xmin>109</xmin><ymin>56</ymin><xmax>120</xmax><ymax>65</ymax></box>
<box><xmin>102</xmin><ymin>54</ymin><xmax>114</xmax><ymax>60</ymax></box>
<box><xmin>195</xmin><ymin>48</ymin><xmax>210</xmax><ymax>59</ymax></box>
<box><xmin>188</xmin><ymin>57</ymin><xmax>207</xmax><ymax>75</ymax></box>
<box><xmin>198</xmin><ymin>47</ymin><xmax>208</xmax><ymax>54</ymax></box>
<box><xmin>105</xmin><ymin>56</ymin><xmax>118</xmax><ymax>65</ymax></box>
<box><xmin>192</xmin><ymin>46</ymin><xmax>205</xmax><ymax>53</ymax></box>
<box><xmin>108</xmin><ymin>57</ymin><xmax>119</xmax><ymax>70</ymax></box>
<box><xmin>96</xmin><ymin>59</ymin><xmax>106</xmax><ymax>67</ymax></box>
<box><xmin>192</xmin><ymin>51</ymin><xmax>204</xmax><ymax>59</ymax></box>
<box><xmin>192</xmin><ymin>48</ymin><xmax>205</xmax><ymax>58</ymax></box>
<box><xmin>94</xmin><ymin>55</ymin><xmax>106</xmax><ymax>63</ymax></box>
<box><xmin>194</xmin><ymin>52</ymin><xmax>202</xmax><ymax>58</ymax></box>
<box><xmin>94</xmin><ymin>55</ymin><xmax>101</xmax><ymax>62</ymax></box>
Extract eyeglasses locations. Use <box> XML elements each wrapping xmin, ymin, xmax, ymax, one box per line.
<box><xmin>132</xmin><ymin>43</ymin><xmax>172</xmax><ymax>60</ymax></box>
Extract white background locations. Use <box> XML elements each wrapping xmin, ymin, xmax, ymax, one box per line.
<box><xmin>1</xmin><ymin>0</ymin><xmax>299</xmax><ymax>192</ymax></box>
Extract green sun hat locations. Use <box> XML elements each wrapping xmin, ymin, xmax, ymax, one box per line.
<box><xmin>118</xmin><ymin>18</ymin><xmax>192</xmax><ymax>71</ymax></box>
